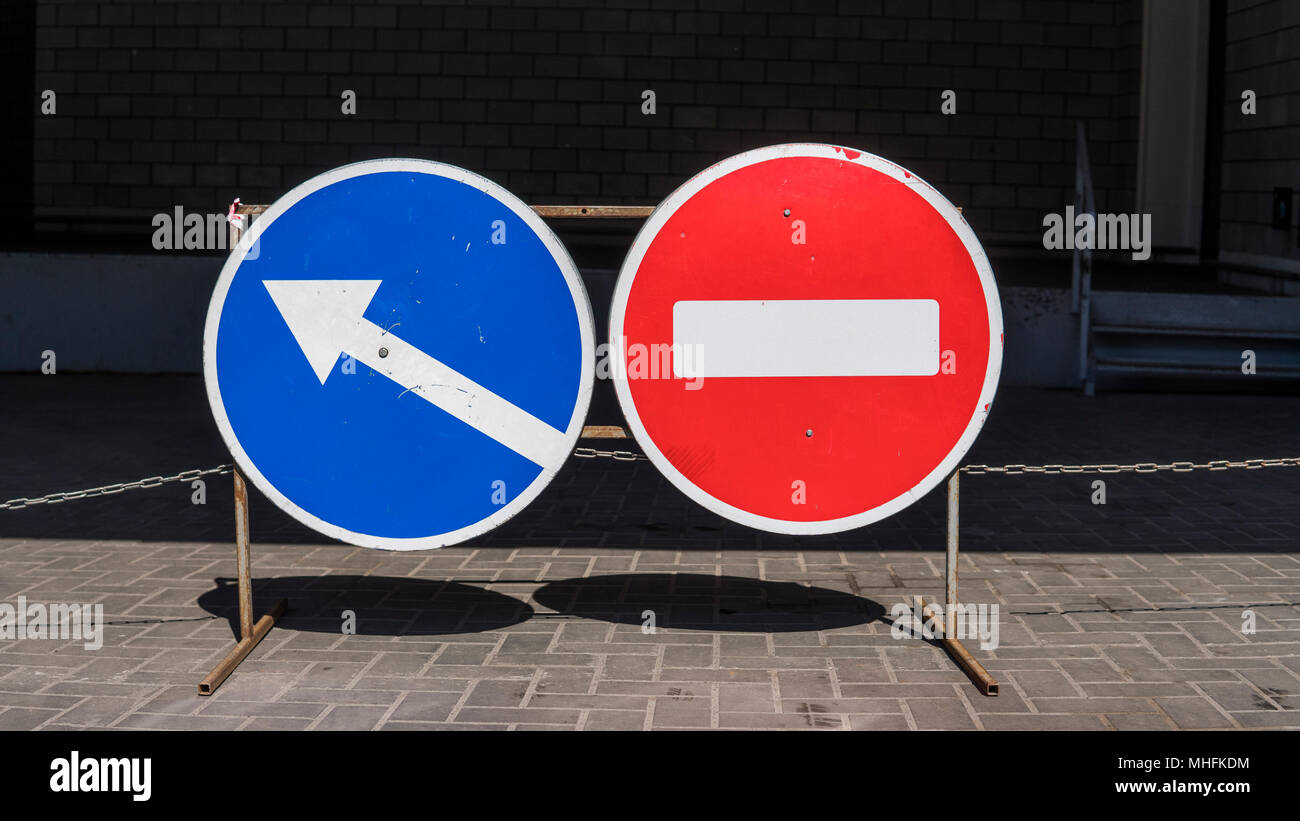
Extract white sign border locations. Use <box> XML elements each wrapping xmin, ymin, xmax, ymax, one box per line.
<box><xmin>609</xmin><ymin>143</ymin><xmax>1004</xmax><ymax>535</ymax></box>
<box><xmin>203</xmin><ymin>158</ymin><xmax>596</xmax><ymax>551</ymax></box>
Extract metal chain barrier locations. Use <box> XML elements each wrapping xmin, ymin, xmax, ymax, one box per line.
<box><xmin>0</xmin><ymin>465</ymin><xmax>233</xmax><ymax>511</ymax></box>
<box><xmin>0</xmin><ymin>449</ymin><xmax>650</xmax><ymax>512</ymax></box>
<box><xmin>4</xmin><ymin>453</ymin><xmax>1297</xmax><ymax>511</ymax></box>
<box><xmin>961</xmin><ymin>457</ymin><xmax>1300</xmax><ymax>476</ymax></box>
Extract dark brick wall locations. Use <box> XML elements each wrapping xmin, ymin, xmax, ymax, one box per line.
<box><xmin>30</xmin><ymin>0</ymin><xmax>1142</xmax><ymax>250</ymax></box>
<box><xmin>1219</xmin><ymin>0</ymin><xmax>1300</xmax><ymax>264</ymax></box>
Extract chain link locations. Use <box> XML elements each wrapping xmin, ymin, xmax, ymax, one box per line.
<box><xmin>572</xmin><ymin>447</ymin><xmax>649</xmax><ymax>462</ymax></box>
<box><xmin>0</xmin><ymin>466</ymin><xmax>233</xmax><ymax>511</ymax></box>
<box><xmin>960</xmin><ymin>457</ymin><xmax>1300</xmax><ymax>476</ymax></box>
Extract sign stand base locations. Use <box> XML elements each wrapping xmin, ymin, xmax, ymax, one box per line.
<box><xmin>920</xmin><ymin>472</ymin><xmax>999</xmax><ymax>696</ymax></box>
<box><xmin>197</xmin><ymin>468</ymin><xmax>288</xmax><ymax>696</ymax></box>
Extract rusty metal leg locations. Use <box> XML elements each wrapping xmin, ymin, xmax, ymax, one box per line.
<box><xmin>235</xmin><ymin>468</ymin><xmax>254</xmax><ymax>641</ymax></box>
<box><xmin>921</xmin><ymin>471</ymin><xmax>1000</xmax><ymax>697</ymax></box>
<box><xmin>198</xmin><ymin>468</ymin><xmax>288</xmax><ymax>696</ymax></box>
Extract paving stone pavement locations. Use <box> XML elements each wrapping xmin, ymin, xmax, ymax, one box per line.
<box><xmin>0</xmin><ymin>375</ymin><xmax>1298</xmax><ymax>730</ymax></box>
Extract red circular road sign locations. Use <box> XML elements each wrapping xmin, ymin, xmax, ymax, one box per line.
<box><xmin>610</xmin><ymin>143</ymin><xmax>1003</xmax><ymax>534</ymax></box>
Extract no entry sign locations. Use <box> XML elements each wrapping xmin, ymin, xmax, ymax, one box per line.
<box><xmin>204</xmin><ymin>159</ymin><xmax>594</xmax><ymax>550</ymax></box>
<box><xmin>610</xmin><ymin>144</ymin><xmax>1003</xmax><ymax>534</ymax></box>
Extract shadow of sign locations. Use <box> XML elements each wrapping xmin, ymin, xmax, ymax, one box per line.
<box><xmin>197</xmin><ymin>575</ymin><xmax>534</xmax><ymax>638</ymax></box>
<box><xmin>531</xmin><ymin>573</ymin><xmax>885</xmax><ymax>632</ymax></box>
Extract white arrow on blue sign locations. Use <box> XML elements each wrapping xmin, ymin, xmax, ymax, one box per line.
<box><xmin>203</xmin><ymin>159</ymin><xmax>595</xmax><ymax>550</ymax></box>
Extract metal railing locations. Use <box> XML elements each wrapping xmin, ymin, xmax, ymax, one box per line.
<box><xmin>1072</xmin><ymin>120</ymin><xmax>1097</xmax><ymax>394</ymax></box>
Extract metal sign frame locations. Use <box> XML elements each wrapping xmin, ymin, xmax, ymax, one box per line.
<box><xmin>198</xmin><ymin>187</ymin><xmax>999</xmax><ymax>698</ymax></box>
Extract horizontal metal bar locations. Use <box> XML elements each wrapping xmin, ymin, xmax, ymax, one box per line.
<box><xmin>531</xmin><ymin>205</ymin><xmax>654</xmax><ymax>218</ymax></box>
<box><xmin>580</xmin><ymin>425</ymin><xmax>628</xmax><ymax>439</ymax></box>
<box><xmin>1092</xmin><ymin>324</ymin><xmax>1300</xmax><ymax>340</ymax></box>
<box><xmin>919</xmin><ymin>596</ymin><xmax>999</xmax><ymax>697</ymax></box>
<box><xmin>235</xmin><ymin>203</ymin><xmax>656</xmax><ymax>219</ymax></box>
<box><xmin>239</xmin><ymin>204</ymin><xmax>955</xmax><ymax>219</ymax></box>
<box><xmin>939</xmin><ymin>636</ymin><xmax>1000</xmax><ymax>696</ymax></box>
<box><xmin>1094</xmin><ymin>361</ymin><xmax>1300</xmax><ymax>376</ymax></box>
<box><xmin>197</xmin><ymin>598</ymin><xmax>287</xmax><ymax>696</ymax></box>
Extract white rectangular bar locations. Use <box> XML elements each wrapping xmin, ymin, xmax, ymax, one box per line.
<box><xmin>672</xmin><ymin>299</ymin><xmax>940</xmax><ymax>378</ymax></box>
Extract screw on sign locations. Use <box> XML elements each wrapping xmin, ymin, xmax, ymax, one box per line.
<box><xmin>609</xmin><ymin>144</ymin><xmax>1003</xmax><ymax>534</ymax></box>
<box><xmin>204</xmin><ymin>159</ymin><xmax>595</xmax><ymax>550</ymax></box>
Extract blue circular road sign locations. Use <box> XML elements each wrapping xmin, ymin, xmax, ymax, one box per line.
<box><xmin>203</xmin><ymin>159</ymin><xmax>595</xmax><ymax>550</ymax></box>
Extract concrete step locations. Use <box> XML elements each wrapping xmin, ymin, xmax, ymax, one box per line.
<box><xmin>1089</xmin><ymin>290</ymin><xmax>1300</xmax><ymax>385</ymax></box>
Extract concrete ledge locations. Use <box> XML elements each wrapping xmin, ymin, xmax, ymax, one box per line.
<box><xmin>2</xmin><ymin>252</ymin><xmax>1082</xmax><ymax>388</ymax></box>
<box><xmin>0</xmin><ymin>251</ymin><xmax>220</xmax><ymax>373</ymax></box>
